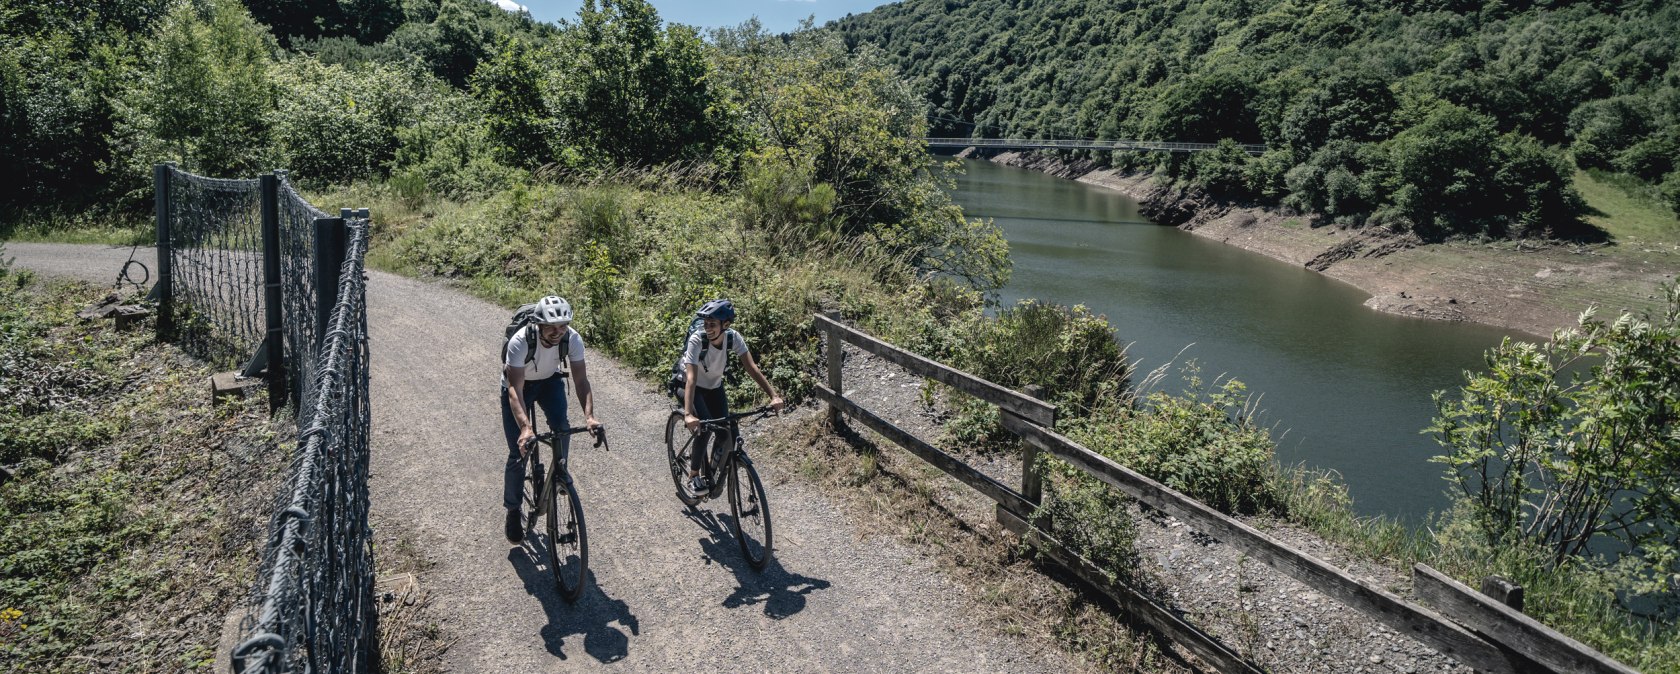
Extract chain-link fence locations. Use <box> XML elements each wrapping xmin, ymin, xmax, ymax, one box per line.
<box><xmin>232</xmin><ymin>215</ymin><xmax>375</xmax><ymax>673</ymax></box>
<box><xmin>276</xmin><ymin>171</ymin><xmax>328</xmax><ymax>410</ymax></box>
<box><xmin>159</xmin><ymin>167</ymin><xmax>266</xmax><ymax>368</ymax></box>
<box><xmin>152</xmin><ymin>165</ymin><xmax>377</xmax><ymax>673</ymax></box>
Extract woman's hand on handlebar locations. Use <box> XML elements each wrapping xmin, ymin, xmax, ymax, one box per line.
<box><xmin>684</xmin><ymin>413</ymin><xmax>700</xmax><ymax>431</ymax></box>
<box><xmin>769</xmin><ymin>396</ymin><xmax>784</xmax><ymax>414</ymax></box>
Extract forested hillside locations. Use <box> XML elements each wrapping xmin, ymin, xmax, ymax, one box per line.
<box><xmin>832</xmin><ymin>0</ymin><xmax>1680</xmax><ymax>240</ymax></box>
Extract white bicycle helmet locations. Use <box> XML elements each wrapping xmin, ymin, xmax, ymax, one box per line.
<box><xmin>534</xmin><ymin>296</ymin><xmax>573</xmax><ymax>325</ymax></box>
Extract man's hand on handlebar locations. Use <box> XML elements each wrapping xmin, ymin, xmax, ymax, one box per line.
<box><xmin>517</xmin><ymin>428</ymin><xmax>535</xmax><ymax>457</ymax></box>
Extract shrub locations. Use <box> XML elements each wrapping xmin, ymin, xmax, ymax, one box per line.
<box><xmin>110</xmin><ymin>0</ymin><xmax>276</xmax><ymax>188</ymax></box>
<box><xmin>270</xmin><ymin>58</ymin><xmax>461</xmax><ymax>185</ymax></box>
<box><xmin>1068</xmin><ymin>364</ymin><xmax>1280</xmax><ymax>516</ymax></box>
<box><xmin>1661</xmin><ymin>170</ymin><xmax>1680</xmax><ymax>217</ymax></box>
<box><xmin>1430</xmin><ymin>283</ymin><xmax>1680</xmax><ymax>610</ymax></box>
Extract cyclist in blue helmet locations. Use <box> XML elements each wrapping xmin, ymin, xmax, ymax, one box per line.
<box><xmin>681</xmin><ymin>299</ymin><xmax>783</xmax><ymax>493</ymax></box>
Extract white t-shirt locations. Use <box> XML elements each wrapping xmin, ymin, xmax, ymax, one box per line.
<box><xmin>680</xmin><ymin>328</ymin><xmax>749</xmax><ymax>390</ymax></box>
<box><xmin>502</xmin><ymin>326</ymin><xmax>586</xmax><ymax>387</ymax></box>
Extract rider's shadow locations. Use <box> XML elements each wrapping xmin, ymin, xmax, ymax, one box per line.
<box><xmin>683</xmin><ymin>508</ymin><xmax>831</xmax><ymax>620</ymax></box>
<box><xmin>507</xmin><ymin>543</ymin><xmax>640</xmax><ymax>663</ymax></box>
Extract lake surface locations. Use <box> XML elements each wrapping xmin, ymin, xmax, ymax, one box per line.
<box><xmin>947</xmin><ymin>158</ymin><xmax>1519</xmax><ymax>521</ymax></box>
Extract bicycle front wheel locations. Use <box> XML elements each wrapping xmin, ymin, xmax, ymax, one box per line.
<box><xmin>665</xmin><ymin>410</ymin><xmax>700</xmax><ymax>507</ymax></box>
<box><xmin>545</xmin><ymin>471</ymin><xmax>589</xmax><ymax>602</ymax></box>
<box><xmin>727</xmin><ymin>455</ymin><xmax>773</xmax><ymax>570</ymax></box>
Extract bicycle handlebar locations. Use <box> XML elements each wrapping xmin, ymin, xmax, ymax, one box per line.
<box><xmin>527</xmin><ymin>425</ymin><xmax>608</xmax><ymax>451</ymax></box>
<box><xmin>687</xmin><ymin>406</ymin><xmax>777</xmax><ymax>432</ymax></box>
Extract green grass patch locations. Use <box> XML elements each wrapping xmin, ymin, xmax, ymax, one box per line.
<box><xmin>1</xmin><ymin>210</ymin><xmax>152</xmax><ymax>246</ymax></box>
<box><xmin>1574</xmin><ymin>169</ymin><xmax>1680</xmax><ymax>244</ymax></box>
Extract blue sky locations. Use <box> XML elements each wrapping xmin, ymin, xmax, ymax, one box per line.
<box><xmin>505</xmin><ymin>0</ymin><xmax>898</xmax><ymax>34</ymax></box>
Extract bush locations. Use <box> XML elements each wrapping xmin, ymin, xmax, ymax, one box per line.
<box><xmin>270</xmin><ymin>58</ymin><xmax>459</xmax><ymax>185</ymax></box>
<box><xmin>1662</xmin><ymin>170</ymin><xmax>1680</xmax><ymax>217</ymax></box>
<box><xmin>1068</xmin><ymin>364</ymin><xmax>1280</xmax><ymax>516</ymax></box>
<box><xmin>1430</xmin><ymin>283</ymin><xmax>1680</xmax><ymax>610</ymax></box>
<box><xmin>110</xmin><ymin>0</ymin><xmax>277</xmax><ymax>188</ymax></box>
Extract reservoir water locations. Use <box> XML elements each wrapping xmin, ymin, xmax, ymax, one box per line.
<box><xmin>947</xmin><ymin>158</ymin><xmax>1520</xmax><ymax>521</ymax></box>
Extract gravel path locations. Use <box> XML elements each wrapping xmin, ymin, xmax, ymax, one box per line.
<box><xmin>7</xmin><ymin>242</ymin><xmax>1074</xmax><ymax>673</ymax></box>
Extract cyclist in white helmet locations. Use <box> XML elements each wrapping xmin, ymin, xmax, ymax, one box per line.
<box><xmin>501</xmin><ymin>295</ymin><xmax>600</xmax><ymax>543</ymax></box>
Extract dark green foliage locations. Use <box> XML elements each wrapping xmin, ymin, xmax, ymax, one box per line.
<box><xmin>1065</xmin><ymin>364</ymin><xmax>1281</xmax><ymax>516</ymax></box>
<box><xmin>244</xmin><ymin>0</ymin><xmax>405</xmax><ymax>48</ymax></box>
<box><xmin>830</xmin><ymin>0</ymin><xmax>1680</xmax><ymax>239</ymax></box>
<box><xmin>1663</xmin><ymin>171</ymin><xmax>1680</xmax><ymax>217</ymax></box>
<box><xmin>552</xmin><ymin>0</ymin><xmax>730</xmax><ymax>167</ymax></box>
<box><xmin>473</xmin><ymin>37</ymin><xmax>554</xmax><ymax>169</ymax></box>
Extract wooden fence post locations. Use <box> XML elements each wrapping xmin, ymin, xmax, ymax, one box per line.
<box><xmin>1021</xmin><ymin>384</ymin><xmax>1049</xmax><ymax>509</ymax></box>
<box><xmin>314</xmin><ymin>216</ymin><xmax>347</xmax><ymax>351</ymax></box>
<box><xmin>824</xmin><ymin>310</ymin><xmax>842</xmax><ymax>427</ymax></box>
<box><xmin>1480</xmin><ymin>576</ymin><xmax>1524</xmax><ymax>613</ymax></box>
<box><xmin>259</xmin><ymin>173</ymin><xmax>287</xmax><ymax>413</ymax></box>
<box><xmin>154</xmin><ymin>163</ymin><xmax>174</xmax><ymax>340</ymax></box>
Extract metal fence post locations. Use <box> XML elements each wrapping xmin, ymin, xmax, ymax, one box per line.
<box><xmin>824</xmin><ymin>310</ymin><xmax>843</xmax><ymax>427</ymax></box>
<box><xmin>314</xmin><ymin>216</ymin><xmax>347</xmax><ymax>351</ymax></box>
<box><xmin>154</xmin><ymin>163</ymin><xmax>174</xmax><ymax>340</ymax></box>
<box><xmin>259</xmin><ymin>174</ymin><xmax>287</xmax><ymax>413</ymax></box>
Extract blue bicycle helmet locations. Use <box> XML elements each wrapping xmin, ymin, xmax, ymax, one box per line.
<box><xmin>696</xmin><ymin>298</ymin><xmax>735</xmax><ymax>322</ymax></box>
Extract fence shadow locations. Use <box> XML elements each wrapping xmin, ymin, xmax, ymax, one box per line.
<box><xmin>507</xmin><ymin>542</ymin><xmax>640</xmax><ymax>663</ymax></box>
<box><xmin>680</xmin><ymin>507</ymin><xmax>831</xmax><ymax>619</ymax></box>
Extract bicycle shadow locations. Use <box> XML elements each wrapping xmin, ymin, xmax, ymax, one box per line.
<box><xmin>681</xmin><ymin>507</ymin><xmax>831</xmax><ymax>620</ymax></box>
<box><xmin>507</xmin><ymin>540</ymin><xmax>640</xmax><ymax>663</ymax></box>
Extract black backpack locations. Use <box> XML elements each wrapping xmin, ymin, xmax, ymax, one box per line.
<box><xmin>665</xmin><ymin>316</ymin><xmax>736</xmax><ymax>401</ymax></box>
<box><xmin>502</xmin><ymin>303</ymin><xmax>569</xmax><ymax>374</ymax></box>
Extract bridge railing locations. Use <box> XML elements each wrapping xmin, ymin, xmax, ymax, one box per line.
<box><xmin>812</xmin><ymin>312</ymin><xmax>1638</xmax><ymax>674</ymax></box>
<box><xmin>923</xmin><ymin>137</ymin><xmax>1268</xmax><ymax>155</ymax></box>
<box><xmin>152</xmin><ymin>164</ymin><xmax>377</xmax><ymax>673</ymax></box>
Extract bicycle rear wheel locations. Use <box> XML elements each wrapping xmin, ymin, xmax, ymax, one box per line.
<box><xmin>545</xmin><ymin>470</ymin><xmax>589</xmax><ymax>602</ymax></box>
<box><xmin>665</xmin><ymin>411</ymin><xmax>700</xmax><ymax>506</ymax></box>
<box><xmin>727</xmin><ymin>454</ymin><xmax>773</xmax><ymax>570</ymax></box>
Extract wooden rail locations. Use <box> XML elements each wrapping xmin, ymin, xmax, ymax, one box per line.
<box><xmin>1413</xmin><ymin>564</ymin><xmax>1641</xmax><ymax>674</ymax></box>
<box><xmin>812</xmin><ymin>313</ymin><xmax>1640</xmax><ymax>674</ymax></box>
<box><xmin>812</xmin><ymin>384</ymin><xmax>1034</xmax><ymax>518</ymax></box>
<box><xmin>996</xmin><ymin>507</ymin><xmax>1263</xmax><ymax>673</ymax></box>
<box><xmin>999</xmin><ymin>414</ymin><xmax>1514</xmax><ymax>673</ymax></box>
<box><xmin>814</xmin><ymin>314</ymin><xmax>1055</xmax><ymax>426</ymax></box>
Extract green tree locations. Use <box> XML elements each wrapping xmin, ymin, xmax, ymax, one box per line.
<box><xmin>472</xmin><ymin>36</ymin><xmax>554</xmax><ymax>168</ymax></box>
<box><xmin>550</xmin><ymin>0</ymin><xmax>727</xmax><ymax>167</ymax></box>
<box><xmin>1431</xmin><ymin>284</ymin><xmax>1680</xmax><ymax>596</ymax></box>
<box><xmin>1385</xmin><ymin>102</ymin><xmax>1500</xmax><ymax>237</ymax></box>
<box><xmin>714</xmin><ymin>24</ymin><xmax>1010</xmax><ymax>290</ymax></box>
<box><xmin>111</xmin><ymin>0</ymin><xmax>277</xmax><ymax>184</ymax></box>
<box><xmin>270</xmin><ymin>58</ymin><xmax>452</xmax><ymax>184</ymax></box>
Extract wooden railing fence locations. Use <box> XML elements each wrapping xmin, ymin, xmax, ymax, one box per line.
<box><xmin>812</xmin><ymin>312</ymin><xmax>1641</xmax><ymax>674</ymax></box>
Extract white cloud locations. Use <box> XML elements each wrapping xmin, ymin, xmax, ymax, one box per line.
<box><xmin>490</xmin><ymin>0</ymin><xmax>528</xmax><ymax>13</ymax></box>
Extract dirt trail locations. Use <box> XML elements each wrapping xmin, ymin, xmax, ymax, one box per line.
<box><xmin>7</xmin><ymin>242</ymin><xmax>1073</xmax><ymax>673</ymax></box>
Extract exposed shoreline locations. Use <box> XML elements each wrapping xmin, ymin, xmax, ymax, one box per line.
<box><xmin>964</xmin><ymin>150</ymin><xmax>1676</xmax><ymax>339</ymax></box>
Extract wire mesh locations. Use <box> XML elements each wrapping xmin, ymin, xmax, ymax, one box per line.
<box><xmin>165</xmin><ymin>169</ymin><xmax>266</xmax><ymax>368</ymax></box>
<box><xmin>157</xmin><ymin>166</ymin><xmax>377</xmax><ymax>672</ymax></box>
<box><xmin>276</xmin><ymin>172</ymin><xmax>327</xmax><ymax>411</ymax></box>
<box><xmin>233</xmin><ymin>216</ymin><xmax>375</xmax><ymax>674</ymax></box>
